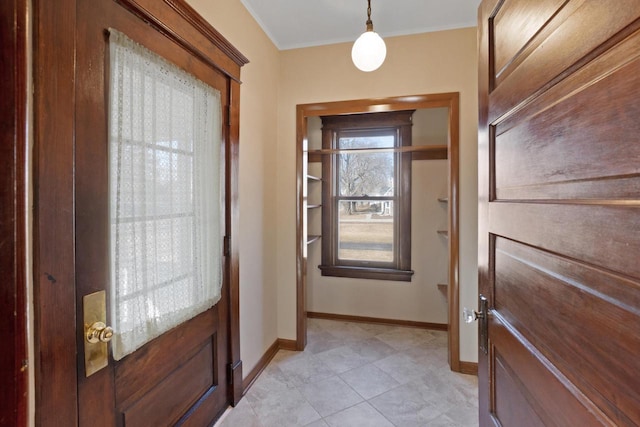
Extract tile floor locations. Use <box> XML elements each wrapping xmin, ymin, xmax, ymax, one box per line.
<box><xmin>215</xmin><ymin>318</ymin><xmax>478</xmax><ymax>427</ymax></box>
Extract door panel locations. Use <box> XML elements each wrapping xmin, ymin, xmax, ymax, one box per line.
<box><xmin>491</xmin><ymin>0</ymin><xmax>566</xmax><ymax>77</ymax></box>
<box><xmin>113</xmin><ymin>309</ymin><xmax>219</xmax><ymax>407</ymax></box>
<box><xmin>479</xmin><ymin>0</ymin><xmax>640</xmax><ymax>426</ymax></box>
<box><xmin>492</xmin><ymin>350</ymin><xmax>545</xmax><ymax>427</ymax></box>
<box><xmin>493</xmin><ymin>237</ymin><xmax>640</xmax><ymax>422</ymax></box>
<box><xmin>494</xmin><ymin>32</ymin><xmax>640</xmax><ymax>201</ymax></box>
<box><xmin>489</xmin><ymin>203</ymin><xmax>640</xmax><ymax>277</ymax></box>
<box><xmin>490</xmin><ymin>320</ymin><xmax>609</xmax><ymax>426</ymax></box>
<box><xmin>488</xmin><ymin>0</ymin><xmax>640</xmax><ymax>123</ymax></box>
<box><xmin>120</xmin><ymin>337</ymin><xmax>214</xmax><ymax>425</ymax></box>
<box><xmin>113</xmin><ymin>309</ymin><xmax>225</xmax><ymax>423</ymax></box>
<box><xmin>75</xmin><ymin>0</ymin><xmax>236</xmax><ymax>425</ymax></box>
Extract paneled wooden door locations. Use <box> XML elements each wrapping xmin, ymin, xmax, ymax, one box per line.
<box><xmin>478</xmin><ymin>1</ymin><xmax>640</xmax><ymax>425</ymax></box>
<box><xmin>73</xmin><ymin>0</ymin><xmax>243</xmax><ymax>425</ymax></box>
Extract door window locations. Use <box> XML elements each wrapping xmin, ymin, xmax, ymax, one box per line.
<box><xmin>108</xmin><ymin>30</ymin><xmax>223</xmax><ymax>360</ymax></box>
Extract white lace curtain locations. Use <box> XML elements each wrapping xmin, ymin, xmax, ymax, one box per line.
<box><xmin>108</xmin><ymin>29</ymin><xmax>223</xmax><ymax>360</ymax></box>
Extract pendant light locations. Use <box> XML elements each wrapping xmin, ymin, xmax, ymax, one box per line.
<box><xmin>351</xmin><ymin>0</ymin><xmax>386</xmax><ymax>72</ymax></box>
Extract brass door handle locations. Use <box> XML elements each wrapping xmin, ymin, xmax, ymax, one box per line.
<box><xmin>86</xmin><ymin>321</ymin><xmax>114</xmax><ymax>344</ymax></box>
<box><xmin>84</xmin><ymin>291</ymin><xmax>111</xmax><ymax>377</ymax></box>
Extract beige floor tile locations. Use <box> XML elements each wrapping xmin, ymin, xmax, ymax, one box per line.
<box><xmin>217</xmin><ymin>399</ymin><xmax>262</xmax><ymax>427</ymax></box>
<box><xmin>304</xmin><ymin>419</ymin><xmax>330</xmax><ymax>427</ymax></box>
<box><xmin>276</xmin><ymin>353</ymin><xmax>336</xmax><ymax>386</ymax></box>
<box><xmin>305</xmin><ymin>330</ymin><xmax>346</xmax><ymax>354</ymax></box>
<box><xmin>350</xmin><ymin>322</ymin><xmax>399</xmax><ymax>335</ymax></box>
<box><xmin>315</xmin><ymin>345</ymin><xmax>371</xmax><ymax>374</ymax></box>
<box><xmin>248</xmin><ymin>387</ymin><xmax>321</xmax><ymax>427</ymax></box>
<box><xmin>217</xmin><ymin>318</ymin><xmax>478</xmax><ymax>427</ymax></box>
<box><xmin>298</xmin><ymin>376</ymin><xmax>363</xmax><ymax>417</ymax></box>
<box><xmin>375</xmin><ymin>326</ymin><xmax>437</xmax><ymax>351</ymax></box>
<box><xmin>339</xmin><ymin>363</ymin><xmax>400</xmax><ymax>400</ymax></box>
<box><xmin>348</xmin><ymin>337</ymin><xmax>397</xmax><ymax>363</ymax></box>
<box><xmin>441</xmin><ymin>402</ymin><xmax>479</xmax><ymax>425</ymax></box>
<box><xmin>245</xmin><ymin>365</ymin><xmax>297</xmax><ymax>404</ymax></box>
<box><xmin>369</xmin><ymin>383</ymin><xmax>446</xmax><ymax>426</ymax></box>
<box><xmin>324</xmin><ymin>402</ymin><xmax>394</xmax><ymax>427</ymax></box>
<box><xmin>325</xmin><ymin>321</ymin><xmax>378</xmax><ymax>342</ymax></box>
<box><xmin>374</xmin><ymin>353</ymin><xmax>433</xmax><ymax>384</ymax></box>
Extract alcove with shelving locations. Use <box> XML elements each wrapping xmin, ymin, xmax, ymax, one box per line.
<box><xmin>296</xmin><ymin>94</ymin><xmax>460</xmax><ymax>370</ymax></box>
<box><xmin>306</xmin><ymin>173</ymin><xmax>322</xmax><ymax>244</ymax></box>
<box><xmin>304</xmin><ymin>108</ymin><xmax>450</xmax><ymax>317</ymax></box>
<box><xmin>305</xmin><ymin>116</ymin><xmax>323</xmax><ymax>247</ymax></box>
<box><xmin>437</xmin><ymin>195</ymin><xmax>449</xmax><ymax>297</ymax></box>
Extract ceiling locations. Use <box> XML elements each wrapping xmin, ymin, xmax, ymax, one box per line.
<box><xmin>240</xmin><ymin>0</ymin><xmax>482</xmax><ymax>50</ymax></box>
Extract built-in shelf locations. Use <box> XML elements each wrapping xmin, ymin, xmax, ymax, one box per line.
<box><xmin>306</xmin><ymin>174</ymin><xmax>322</xmax><ymax>245</ymax></box>
<box><xmin>437</xmin><ymin>230</ymin><xmax>449</xmax><ymax>237</ymax></box>
<box><xmin>307</xmin><ymin>144</ymin><xmax>447</xmax><ymax>160</ymax></box>
<box><xmin>308</xmin><ymin>151</ymin><xmax>322</xmax><ymax>163</ymax></box>
<box><xmin>307</xmin><ymin>235</ymin><xmax>321</xmax><ymax>245</ymax></box>
<box><xmin>437</xmin><ymin>197</ymin><xmax>448</xmax><ymax>203</ymax></box>
<box><xmin>438</xmin><ymin>283</ymin><xmax>449</xmax><ymax>296</ymax></box>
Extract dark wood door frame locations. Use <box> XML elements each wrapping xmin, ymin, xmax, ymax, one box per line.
<box><xmin>32</xmin><ymin>0</ymin><xmax>247</xmax><ymax>424</ymax></box>
<box><xmin>295</xmin><ymin>93</ymin><xmax>463</xmax><ymax>372</ymax></box>
<box><xmin>1</xmin><ymin>0</ymin><xmax>29</xmax><ymax>425</ymax></box>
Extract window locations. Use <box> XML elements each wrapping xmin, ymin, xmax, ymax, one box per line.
<box><xmin>108</xmin><ymin>30</ymin><xmax>223</xmax><ymax>360</ymax></box>
<box><xmin>319</xmin><ymin>111</ymin><xmax>414</xmax><ymax>281</ymax></box>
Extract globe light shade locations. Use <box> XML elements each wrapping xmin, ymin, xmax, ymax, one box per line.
<box><xmin>351</xmin><ymin>30</ymin><xmax>387</xmax><ymax>72</ymax></box>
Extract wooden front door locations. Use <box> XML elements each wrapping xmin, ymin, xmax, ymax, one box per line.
<box><xmin>478</xmin><ymin>1</ymin><xmax>640</xmax><ymax>425</ymax></box>
<box><xmin>33</xmin><ymin>0</ymin><xmax>244</xmax><ymax>425</ymax></box>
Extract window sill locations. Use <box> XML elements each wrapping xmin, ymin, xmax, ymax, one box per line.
<box><xmin>318</xmin><ymin>265</ymin><xmax>414</xmax><ymax>282</ymax></box>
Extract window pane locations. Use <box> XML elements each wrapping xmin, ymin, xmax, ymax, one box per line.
<box><xmin>338</xmin><ymin>152</ymin><xmax>394</xmax><ymax>196</ymax></box>
<box><xmin>338</xmin><ymin>133</ymin><xmax>395</xmax><ymax>149</ymax></box>
<box><xmin>338</xmin><ymin>200</ymin><xmax>394</xmax><ymax>262</ymax></box>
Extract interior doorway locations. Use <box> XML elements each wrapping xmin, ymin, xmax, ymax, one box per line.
<box><xmin>295</xmin><ymin>93</ymin><xmax>464</xmax><ymax>372</ymax></box>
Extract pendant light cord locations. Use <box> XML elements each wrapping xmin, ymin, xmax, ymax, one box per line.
<box><xmin>366</xmin><ymin>0</ymin><xmax>373</xmax><ymax>31</ymax></box>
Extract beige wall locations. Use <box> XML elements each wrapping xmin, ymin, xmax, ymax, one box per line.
<box><xmin>187</xmin><ymin>0</ymin><xmax>281</xmax><ymax>375</ymax></box>
<box><xmin>278</xmin><ymin>28</ymin><xmax>479</xmax><ymax>362</ymax></box>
